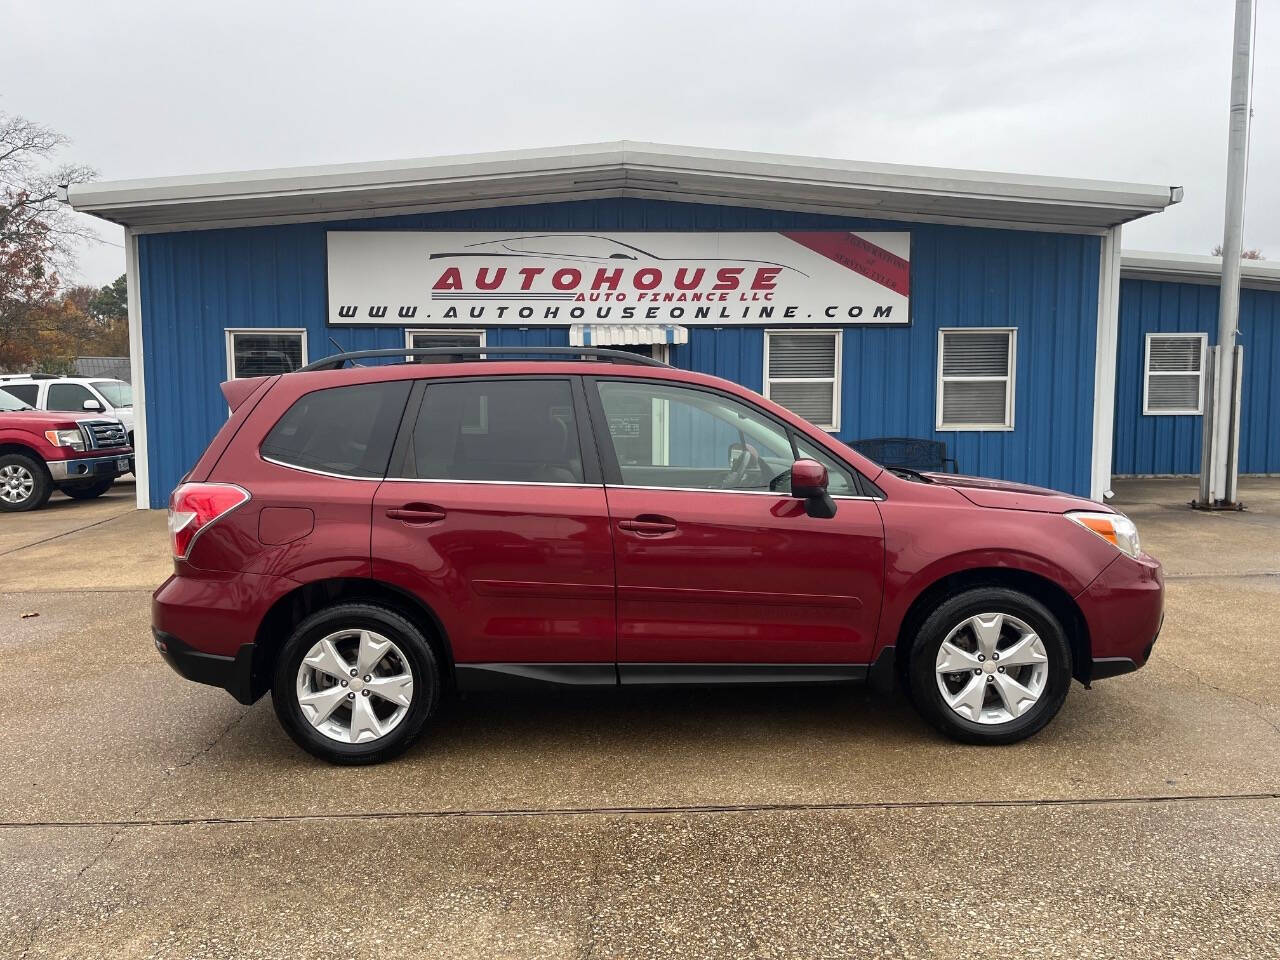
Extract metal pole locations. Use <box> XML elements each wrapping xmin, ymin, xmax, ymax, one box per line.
<box><xmin>1206</xmin><ymin>0</ymin><xmax>1255</xmax><ymax>505</ymax></box>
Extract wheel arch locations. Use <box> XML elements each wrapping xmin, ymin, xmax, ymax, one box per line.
<box><xmin>0</xmin><ymin>442</ymin><xmax>49</xmax><ymax>470</ymax></box>
<box><xmin>250</xmin><ymin>577</ymin><xmax>455</xmax><ymax>701</ymax></box>
<box><xmin>891</xmin><ymin>567</ymin><xmax>1091</xmax><ymax>687</ymax></box>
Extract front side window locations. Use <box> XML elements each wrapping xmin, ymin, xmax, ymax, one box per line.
<box><xmin>1144</xmin><ymin>333</ymin><xmax>1206</xmax><ymax>415</ymax></box>
<box><xmin>228</xmin><ymin>330</ymin><xmax>306</xmax><ymax>378</ymax></box>
<box><xmin>764</xmin><ymin>330</ymin><xmax>841</xmax><ymax>430</ymax></box>
<box><xmin>596</xmin><ymin>380</ymin><xmax>795</xmax><ymax>492</ymax></box>
<box><xmin>936</xmin><ymin>328</ymin><xmax>1016</xmax><ymax>430</ymax></box>
<box><xmin>408</xmin><ymin>379</ymin><xmax>583</xmax><ymax>484</ymax></box>
<box><xmin>406</xmin><ymin>329</ymin><xmax>485</xmax><ymax>364</ymax></box>
<box><xmin>46</xmin><ymin>382</ymin><xmax>96</xmax><ymax>411</ymax></box>
<box><xmin>261</xmin><ymin>380</ymin><xmax>411</xmax><ymax>477</ymax></box>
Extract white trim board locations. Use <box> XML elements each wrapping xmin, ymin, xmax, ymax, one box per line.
<box><xmin>1090</xmin><ymin>226</ymin><xmax>1123</xmax><ymax>501</ymax></box>
<box><xmin>124</xmin><ymin>228</ymin><xmax>149</xmax><ymax>509</ymax></box>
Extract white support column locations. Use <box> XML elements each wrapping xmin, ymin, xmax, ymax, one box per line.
<box><xmin>1089</xmin><ymin>225</ymin><xmax>1123</xmax><ymax>502</ymax></box>
<box><xmin>124</xmin><ymin>227</ymin><xmax>151</xmax><ymax>509</ymax></box>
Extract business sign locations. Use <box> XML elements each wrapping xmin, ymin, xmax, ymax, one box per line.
<box><xmin>326</xmin><ymin>230</ymin><xmax>909</xmax><ymax>326</ymax></box>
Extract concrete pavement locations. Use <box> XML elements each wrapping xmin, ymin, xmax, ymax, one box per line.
<box><xmin>1</xmin><ymin>476</ymin><xmax>1278</xmax><ymax>958</ymax></box>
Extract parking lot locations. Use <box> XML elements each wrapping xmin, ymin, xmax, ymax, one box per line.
<box><xmin>3</xmin><ymin>477</ymin><xmax>1279</xmax><ymax>959</ymax></box>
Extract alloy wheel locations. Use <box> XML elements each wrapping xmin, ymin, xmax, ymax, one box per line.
<box><xmin>295</xmin><ymin>628</ymin><xmax>415</xmax><ymax>744</ymax></box>
<box><xmin>0</xmin><ymin>464</ymin><xmax>35</xmax><ymax>505</ymax></box>
<box><xmin>934</xmin><ymin>612</ymin><xmax>1049</xmax><ymax>725</ymax></box>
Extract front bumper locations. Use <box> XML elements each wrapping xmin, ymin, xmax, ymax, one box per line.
<box><xmin>47</xmin><ymin>453</ymin><xmax>132</xmax><ymax>481</ymax></box>
<box><xmin>1076</xmin><ymin>552</ymin><xmax>1165</xmax><ymax>683</ymax></box>
<box><xmin>154</xmin><ymin>629</ymin><xmax>258</xmax><ymax>704</ymax></box>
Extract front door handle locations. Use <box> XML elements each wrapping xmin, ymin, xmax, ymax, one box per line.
<box><xmin>386</xmin><ymin>504</ymin><xmax>447</xmax><ymax>524</ymax></box>
<box><xmin>618</xmin><ymin>515</ymin><xmax>678</xmax><ymax>536</ymax></box>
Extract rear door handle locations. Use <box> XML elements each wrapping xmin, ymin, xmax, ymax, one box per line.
<box><xmin>618</xmin><ymin>515</ymin><xmax>678</xmax><ymax>536</ymax></box>
<box><xmin>386</xmin><ymin>504</ymin><xmax>447</xmax><ymax>524</ymax></box>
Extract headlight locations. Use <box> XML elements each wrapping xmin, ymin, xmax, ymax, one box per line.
<box><xmin>44</xmin><ymin>429</ymin><xmax>86</xmax><ymax>451</ymax></box>
<box><xmin>1067</xmin><ymin>511</ymin><xmax>1141</xmax><ymax>558</ymax></box>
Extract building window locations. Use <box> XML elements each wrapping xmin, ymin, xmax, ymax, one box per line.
<box><xmin>764</xmin><ymin>330</ymin><xmax>841</xmax><ymax>431</ymax></box>
<box><xmin>936</xmin><ymin>328</ymin><xmax>1016</xmax><ymax>431</ymax></box>
<box><xmin>1144</xmin><ymin>333</ymin><xmax>1207</xmax><ymax>415</ymax></box>
<box><xmin>406</xmin><ymin>329</ymin><xmax>485</xmax><ymax>363</ymax></box>
<box><xmin>226</xmin><ymin>329</ymin><xmax>306</xmax><ymax>379</ymax></box>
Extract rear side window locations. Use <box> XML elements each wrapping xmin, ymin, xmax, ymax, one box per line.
<box><xmin>0</xmin><ymin>384</ymin><xmax>39</xmax><ymax>406</ymax></box>
<box><xmin>261</xmin><ymin>381</ymin><xmax>411</xmax><ymax>478</ymax></box>
<box><xmin>407</xmin><ymin>379</ymin><xmax>584</xmax><ymax>484</ymax></box>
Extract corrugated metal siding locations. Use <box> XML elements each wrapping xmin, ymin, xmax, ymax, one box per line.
<box><xmin>1112</xmin><ymin>278</ymin><xmax>1280</xmax><ymax>475</ymax></box>
<box><xmin>139</xmin><ymin>199</ymin><xmax>1101</xmax><ymax>505</ymax></box>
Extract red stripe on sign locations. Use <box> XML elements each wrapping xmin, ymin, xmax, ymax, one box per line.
<box><xmin>781</xmin><ymin>232</ymin><xmax>910</xmax><ymax>297</ymax></box>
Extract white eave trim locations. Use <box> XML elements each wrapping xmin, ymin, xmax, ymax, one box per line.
<box><xmin>1121</xmin><ymin>250</ymin><xmax>1280</xmax><ymax>291</ymax></box>
<box><xmin>67</xmin><ymin>141</ymin><xmax>1181</xmax><ymax>234</ymax></box>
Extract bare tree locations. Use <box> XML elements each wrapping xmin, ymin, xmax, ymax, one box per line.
<box><xmin>0</xmin><ymin>113</ymin><xmax>97</xmax><ymax>368</ymax></box>
<box><xmin>0</xmin><ymin>113</ymin><xmax>97</xmax><ymax>266</ymax></box>
<box><xmin>1211</xmin><ymin>244</ymin><xmax>1265</xmax><ymax>260</ymax></box>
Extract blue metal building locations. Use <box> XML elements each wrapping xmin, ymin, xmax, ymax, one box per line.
<box><xmin>67</xmin><ymin>143</ymin><xmax>1189</xmax><ymax>508</ymax></box>
<box><xmin>1113</xmin><ymin>252</ymin><xmax>1280</xmax><ymax>477</ymax></box>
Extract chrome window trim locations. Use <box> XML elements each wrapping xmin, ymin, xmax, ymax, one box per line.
<box><xmin>262</xmin><ymin>456</ymin><xmax>600</xmax><ymax>487</ymax></box>
<box><xmin>604</xmin><ymin>482</ymin><xmax>881</xmax><ymax>501</ymax></box>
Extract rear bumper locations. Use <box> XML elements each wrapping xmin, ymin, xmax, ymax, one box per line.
<box><xmin>1077</xmin><ymin>552</ymin><xmax>1164</xmax><ymax>682</ymax></box>
<box><xmin>47</xmin><ymin>453</ymin><xmax>132</xmax><ymax>481</ymax></box>
<box><xmin>154</xmin><ymin>629</ymin><xmax>258</xmax><ymax>705</ymax></box>
<box><xmin>152</xmin><ymin>568</ymin><xmax>298</xmax><ymax>704</ymax></box>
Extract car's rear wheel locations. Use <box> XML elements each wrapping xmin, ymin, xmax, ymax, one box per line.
<box><xmin>272</xmin><ymin>603</ymin><xmax>440</xmax><ymax>765</ymax></box>
<box><xmin>908</xmin><ymin>587</ymin><xmax>1072</xmax><ymax>745</ymax></box>
<box><xmin>59</xmin><ymin>477</ymin><xmax>115</xmax><ymax>500</ymax></box>
<box><xmin>0</xmin><ymin>453</ymin><xmax>52</xmax><ymax>512</ymax></box>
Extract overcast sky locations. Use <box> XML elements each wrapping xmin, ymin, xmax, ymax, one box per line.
<box><xmin>4</xmin><ymin>0</ymin><xmax>1275</xmax><ymax>286</ymax></box>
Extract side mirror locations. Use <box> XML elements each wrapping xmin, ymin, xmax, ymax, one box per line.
<box><xmin>82</xmin><ymin>399</ymin><xmax>104</xmax><ymax>412</ymax></box>
<box><xmin>790</xmin><ymin>458</ymin><xmax>828</xmax><ymax>498</ymax></box>
<box><xmin>790</xmin><ymin>458</ymin><xmax>837</xmax><ymax>519</ymax></box>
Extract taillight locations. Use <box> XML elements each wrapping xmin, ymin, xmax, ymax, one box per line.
<box><xmin>168</xmin><ymin>482</ymin><xmax>250</xmax><ymax>559</ymax></box>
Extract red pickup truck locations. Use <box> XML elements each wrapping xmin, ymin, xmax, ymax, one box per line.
<box><xmin>0</xmin><ymin>389</ymin><xmax>134</xmax><ymax>511</ymax></box>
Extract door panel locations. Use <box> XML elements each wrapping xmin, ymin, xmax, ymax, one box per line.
<box><xmin>607</xmin><ymin>486</ymin><xmax>884</xmax><ymax>664</ymax></box>
<box><xmin>587</xmin><ymin>376</ymin><xmax>884</xmax><ymax>666</ymax></box>
<box><xmin>371</xmin><ymin>375</ymin><xmax>615</xmax><ymax>664</ymax></box>
<box><xmin>372</xmin><ymin>482</ymin><xmax>616</xmax><ymax>663</ymax></box>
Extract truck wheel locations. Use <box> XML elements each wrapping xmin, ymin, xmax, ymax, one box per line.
<box><xmin>272</xmin><ymin>603</ymin><xmax>440</xmax><ymax>765</ymax></box>
<box><xmin>0</xmin><ymin>453</ymin><xmax>52</xmax><ymax>512</ymax></box>
<box><xmin>60</xmin><ymin>478</ymin><xmax>115</xmax><ymax>500</ymax></box>
<box><xmin>908</xmin><ymin>587</ymin><xmax>1073</xmax><ymax>745</ymax></box>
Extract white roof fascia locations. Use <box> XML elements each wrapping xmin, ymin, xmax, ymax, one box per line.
<box><xmin>1121</xmin><ymin>250</ymin><xmax>1280</xmax><ymax>292</ymax></box>
<box><xmin>68</xmin><ymin>141</ymin><xmax>1181</xmax><ymax>234</ymax></box>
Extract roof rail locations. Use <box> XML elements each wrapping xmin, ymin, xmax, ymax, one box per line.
<box><xmin>298</xmin><ymin>346</ymin><xmax>671</xmax><ymax>372</ymax></box>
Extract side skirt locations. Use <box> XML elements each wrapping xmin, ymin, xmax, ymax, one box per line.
<box><xmin>454</xmin><ymin>662</ymin><xmax>873</xmax><ymax>692</ymax></box>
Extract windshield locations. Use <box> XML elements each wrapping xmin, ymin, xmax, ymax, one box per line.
<box><xmin>91</xmin><ymin>380</ymin><xmax>132</xmax><ymax>407</ymax></box>
<box><xmin>0</xmin><ymin>391</ymin><xmax>33</xmax><ymax>412</ymax></box>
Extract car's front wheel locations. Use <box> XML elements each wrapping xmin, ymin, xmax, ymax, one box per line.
<box><xmin>0</xmin><ymin>453</ymin><xmax>51</xmax><ymax>512</ymax></box>
<box><xmin>272</xmin><ymin>603</ymin><xmax>440</xmax><ymax>764</ymax></box>
<box><xmin>908</xmin><ymin>587</ymin><xmax>1072</xmax><ymax>745</ymax></box>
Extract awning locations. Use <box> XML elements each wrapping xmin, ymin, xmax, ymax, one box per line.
<box><xmin>570</xmin><ymin>324</ymin><xmax>688</xmax><ymax>347</ymax></box>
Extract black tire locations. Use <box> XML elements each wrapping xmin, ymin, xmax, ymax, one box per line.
<box><xmin>907</xmin><ymin>587</ymin><xmax>1072</xmax><ymax>745</ymax></box>
<box><xmin>0</xmin><ymin>452</ymin><xmax>52</xmax><ymax>513</ymax></box>
<box><xmin>272</xmin><ymin>603</ymin><xmax>440</xmax><ymax>765</ymax></box>
<box><xmin>59</xmin><ymin>477</ymin><xmax>115</xmax><ymax>500</ymax></box>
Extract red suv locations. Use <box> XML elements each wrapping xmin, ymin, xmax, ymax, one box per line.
<box><xmin>154</xmin><ymin>348</ymin><xmax>1163</xmax><ymax>764</ymax></box>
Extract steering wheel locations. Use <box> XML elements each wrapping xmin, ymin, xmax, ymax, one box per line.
<box><xmin>721</xmin><ymin>442</ymin><xmax>761</xmax><ymax>489</ymax></box>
